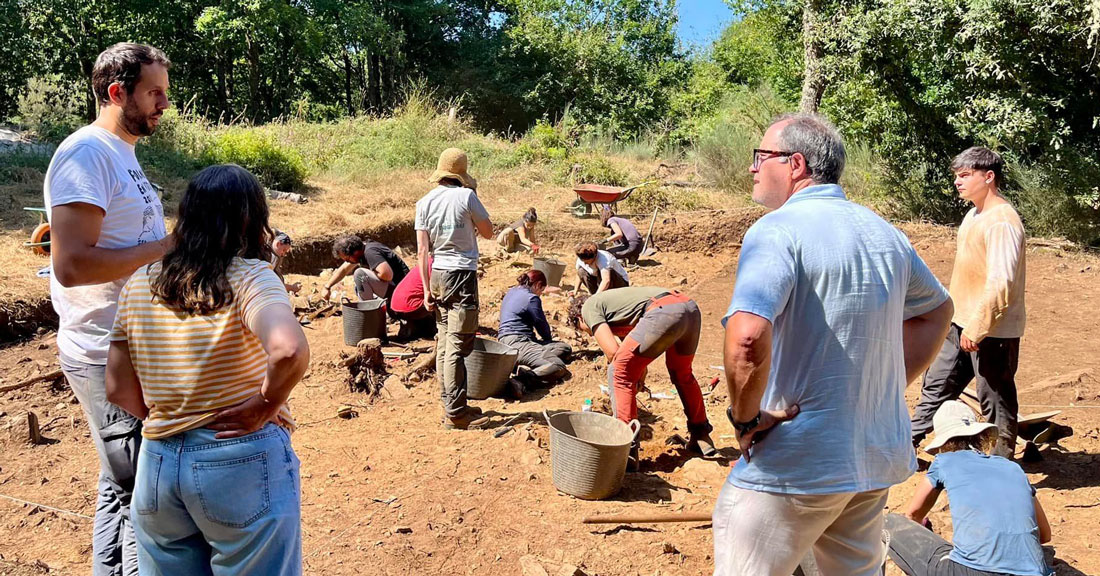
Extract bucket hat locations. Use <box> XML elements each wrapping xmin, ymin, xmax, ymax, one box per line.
<box><xmin>925</xmin><ymin>400</ymin><xmax>997</xmax><ymax>453</ymax></box>
<box><xmin>429</xmin><ymin>148</ymin><xmax>477</xmax><ymax>190</ymax></box>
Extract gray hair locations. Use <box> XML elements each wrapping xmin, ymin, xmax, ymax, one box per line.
<box><xmin>773</xmin><ymin>114</ymin><xmax>846</xmax><ymax>185</ymax></box>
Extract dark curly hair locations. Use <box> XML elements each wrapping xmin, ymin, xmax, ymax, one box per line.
<box><xmin>332</xmin><ymin>235</ymin><xmax>365</xmax><ymax>259</ymax></box>
<box><xmin>575</xmin><ymin>241</ymin><xmax>598</xmax><ymax>261</ymax></box>
<box><xmin>151</xmin><ymin>165</ymin><xmax>272</xmax><ymax>315</ymax></box>
<box><xmin>567</xmin><ymin>294</ymin><xmax>590</xmax><ymax>330</ymax></box>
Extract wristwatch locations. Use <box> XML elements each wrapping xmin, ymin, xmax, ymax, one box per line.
<box><xmin>727</xmin><ymin>406</ymin><xmax>760</xmax><ymax>435</ymax></box>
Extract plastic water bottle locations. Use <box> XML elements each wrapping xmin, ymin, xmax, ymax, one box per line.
<box><xmin>581</xmin><ymin>399</ymin><xmax>593</xmax><ymax>412</ymax></box>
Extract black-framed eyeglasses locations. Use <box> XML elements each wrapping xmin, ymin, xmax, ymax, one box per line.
<box><xmin>752</xmin><ymin>148</ymin><xmax>795</xmax><ymax>171</ymax></box>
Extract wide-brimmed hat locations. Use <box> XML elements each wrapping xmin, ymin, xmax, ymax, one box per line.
<box><xmin>925</xmin><ymin>401</ymin><xmax>997</xmax><ymax>453</ymax></box>
<box><xmin>428</xmin><ymin>148</ymin><xmax>477</xmax><ymax>190</ymax></box>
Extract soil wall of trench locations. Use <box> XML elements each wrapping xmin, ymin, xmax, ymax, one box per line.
<box><xmin>0</xmin><ymin>208</ymin><xmax>762</xmax><ymax>346</ymax></box>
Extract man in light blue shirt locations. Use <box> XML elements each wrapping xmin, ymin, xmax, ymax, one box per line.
<box><xmin>712</xmin><ymin>114</ymin><xmax>955</xmax><ymax>576</ymax></box>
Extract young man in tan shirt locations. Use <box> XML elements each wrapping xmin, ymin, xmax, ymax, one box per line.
<box><xmin>911</xmin><ymin>147</ymin><xmax>1026</xmax><ymax>458</ymax></box>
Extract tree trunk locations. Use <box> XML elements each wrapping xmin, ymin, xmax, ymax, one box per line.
<box><xmin>80</xmin><ymin>58</ymin><xmax>96</xmax><ymax>121</ymax></box>
<box><xmin>382</xmin><ymin>55</ymin><xmax>394</xmax><ymax>110</ymax></box>
<box><xmin>245</xmin><ymin>32</ymin><xmax>262</xmax><ymax>120</ymax></box>
<box><xmin>367</xmin><ymin>50</ymin><xmax>381</xmax><ymax>112</ymax></box>
<box><xmin>799</xmin><ymin>0</ymin><xmax>826</xmax><ymax>114</ymax></box>
<box><xmin>343</xmin><ymin>49</ymin><xmax>354</xmax><ymax>116</ymax></box>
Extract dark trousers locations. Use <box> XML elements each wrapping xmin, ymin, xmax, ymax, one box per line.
<box><xmin>885</xmin><ymin>514</ymin><xmax>1008</xmax><ymax>576</ymax></box>
<box><xmin>62</xmin><ymin>357</ymin><xmax>142</xmax><ymax>576</ymax></box>
<box><xmin>498</xmin><ymin>334</ymin><xmax>572</xmax><ymax>384</ymax></box>
<box><xmin>430</xmin><ymin>269</ymin><xmax>480</xmax><ymax>418</ymax></box>
<box><xmin>911</xmin><ymin>324</ymin><xmax>1019</xmax><ymax>458</ymax></box>
<box><xmin>608</xmin><ymin>240</ymin><xmax>643</xmax><ymax>263</ymax></box>
<box><xmin>577</xmin><ymin>266</ymin><xmax>629</xmax><ymax>294</ymax></box>
<box><xmin>392</xmin><ymin>306</ymin><xmax>436</xmax><ymax>339</ymax></box>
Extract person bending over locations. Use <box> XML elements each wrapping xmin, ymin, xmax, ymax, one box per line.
<box><xmin>323</xmin><ymin>235</ymin><xmax>409</xmax><ymax>308</ymax></box>
<box><xmin>498</xmin><ymin>269</ymin><xmax>572</xmax><ymax>391</ymax></box>
<box><xmin>573</xmin><ymin>241</ymin><xmax>629</xmax><ymax>295</ymax></box>
<box><xmin>389</xmin><ymin>257</ymin><xmax>437</xmax><ymax>340</ymax></box>
<box><xmin>600</xmin><ymin>209</ymin><xmax>643</xmax><ymax>263</ymax></box>
<box><xmin>271</xmin><ymin>230</ymin><xmax>301</xmax><ymax>294</ymax></box>
<box><xmin>569</xmin><ymin>287</ymin><xmax>716</xmax><ymax>470</ymax></box>
<box><xmin>886</xmin><ymin>400</ymin><xmax>1051</xmax><ymax>576</ymax></box>
<box><xmin>498</xmin><ymin>207</ymin><xmax>540</xmax><ymax>254</ymax></box>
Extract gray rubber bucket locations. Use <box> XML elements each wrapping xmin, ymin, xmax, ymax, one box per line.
<box><xmin>544</xmin><ymin>410</ymin><xmax>640</xmax><ymax>500</ymax></box>
<box><xmin>466</xmin><ymin>337</ymin><xmax>519</xmax><ymax>399</ymax></box>
<box><xmin>342</xmin><ymin>298</ymin><xmax>387</xmax><ymax>345</ymax></box>
<box><xmin>533</xmin><ymin>256</ymin><xmax>567</xmax><ymax>288</ymax></box>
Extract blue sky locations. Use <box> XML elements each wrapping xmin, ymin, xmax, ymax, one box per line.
<box><xmin>676</xmin><ymin>0</ymin><xmax>735</xmax><ymax>49</ymax></box>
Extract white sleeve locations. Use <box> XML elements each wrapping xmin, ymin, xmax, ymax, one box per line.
<box><xmin>47</xmin><ymin>145</ymin><xmax>116</xmax><ymax>212</ymax></box>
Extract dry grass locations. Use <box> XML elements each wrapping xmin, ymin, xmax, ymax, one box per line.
<box><xmin>0</xmin><ymin>145</ymin><xmax>744</xmax><ymax>319</ymax></box>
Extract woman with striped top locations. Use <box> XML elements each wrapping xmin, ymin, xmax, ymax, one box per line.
<box><xmin>106</xmin><ymin>164</ymin><xmax>310</xmax><ymax>575</ymax></box>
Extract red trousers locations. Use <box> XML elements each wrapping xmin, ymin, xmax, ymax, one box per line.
<box><xmin>608</xmin><ymin>293</ymin><xmax>710</xmax><ymax>433</ymax></box>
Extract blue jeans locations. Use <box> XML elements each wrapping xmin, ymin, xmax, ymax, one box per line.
<box><xmin>61</xmin><ymin>356</ymin><xmax>141</xmax><ymax>576</ymax></box>
<box><xmin>131</xmin><ymin>424</ymin><xmax>302</xmax><ymax>576</ymax></box>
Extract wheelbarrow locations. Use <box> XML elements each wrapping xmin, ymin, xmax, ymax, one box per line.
<box><xmin>23</xmin><ymin>207</ymin><xmax>50</xmax><ymax>256</ymax></box>
<box><xmin>569</xmin><ymin>181</ymin><xmax>656</xmax><ymax>218</ymax></box>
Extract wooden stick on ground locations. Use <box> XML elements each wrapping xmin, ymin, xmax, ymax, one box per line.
<box><xmin>582</xmin><ymin>512</ymin><xmax>712</xmax><ymax>524</ymax></box>
<box><xmin>1</xmin><ymin>369</ymin><xmax>63</xmax><ymax>394</ymax></box>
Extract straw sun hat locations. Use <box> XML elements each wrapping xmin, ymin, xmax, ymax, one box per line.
<box><xmin>428</xmin><ymin>148</ymin><xmax>477</xmax><ymax>190</ymax></box>
<box><xmin>924</xmin><ymin>400</ymin><xmax>998</xmax><ymax>453</ymax></box>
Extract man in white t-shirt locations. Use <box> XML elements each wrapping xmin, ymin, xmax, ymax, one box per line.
<box><xmin>573</xmin><ymin>241</ymin><xmax>629</xmax><ymax>295</ymax></box>
<box><xmin>44</xmin><ymin>43</ymin><xmax>173</xmax><ymax>576</ymax></box>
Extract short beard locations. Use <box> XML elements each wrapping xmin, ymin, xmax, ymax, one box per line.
<box><xmin>121</xmin><ymin>100</ymin><xmax>157</xmax><ymax>137</ymax></box>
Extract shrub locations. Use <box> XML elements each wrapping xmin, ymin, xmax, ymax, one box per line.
<box><xmin>621</xmin><ymin>184</ymin><xmax>710</xmax><ymax>213</ymax></box>
<box><xmin>139</xmin><ymin>109</ymin><xmax>210</xmax><ymax>179</ymax></box>
<box><xmin>694</xmin><ymin>85</ymin><xmax>790</xmax><ymax>190</ymax></box>
<box><xmin>202</xmin><ymin>130</ymin><xmax>308</xmax><ymax>191</ymax></box>
<box><xmin>1008</xmin><ymin>149</ymin><xmax>1100</xmax><ymax>245</ymax></box>
<box><xmin>16</xmin><ymin>75</ymin><xmax>86</xmax><ymax>142</ymax></box>
<box><xmin>561</xmin><ymin>154</ymin><xmax>628</xmax><ymax>186</ymax></box>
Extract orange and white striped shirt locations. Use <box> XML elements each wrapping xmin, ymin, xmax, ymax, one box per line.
<box><xmin>111</xmin><ymin>258</ymin><xmax>294</xmax><ymax>440</ymax></box>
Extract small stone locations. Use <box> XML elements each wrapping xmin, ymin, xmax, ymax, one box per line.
<box><xmin>394</xmin><ymin>525</ymin><xmax>412</xmax><ymax>534</ymax></box>
<box><xmin>661</xmin><ymin>542</ymin><xmax>679</xmax><ymax>554</ymax></box>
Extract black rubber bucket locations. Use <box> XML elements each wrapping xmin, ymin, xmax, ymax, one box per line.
<box><xmin>342</xmin><ymin>298</ymin><xmax>387</xmax><ymax>345</ymax></box>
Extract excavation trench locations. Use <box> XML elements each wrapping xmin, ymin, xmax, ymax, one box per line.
<box><xmin>0</xmin><ymin>209</ymin><xmax>761</xmax><ymax>347</ymax></box>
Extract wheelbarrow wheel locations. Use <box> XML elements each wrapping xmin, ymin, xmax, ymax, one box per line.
<box><xmin>30</xmin><ymin>222</ymin><xmax>50</xmax><ymax>256</ymax></box>
<box><xmin>570</xmin><ymin>198</ymin><xmax>591</xmax><ymax>218</ymax></box>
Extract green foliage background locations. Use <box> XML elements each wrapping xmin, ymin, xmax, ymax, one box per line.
<box><xmin>2</xmin><ymin>0</ymin><xmax>1098</xmax><ymax>243</ymax></box>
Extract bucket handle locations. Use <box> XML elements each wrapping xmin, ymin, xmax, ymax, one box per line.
<box><xmin>341</xmin><ymin>297</ymin><xmax>353</xmax><ymax>305</ymax></box>
<box><xmin>628</xmin><ymin>419</ymin><xmax>641</xmax><ymax>440</ymax></box>
<box><xmin>542</xmin><ymin>409</ymin><xmax>552</xmax><ymax>428</ymax></box>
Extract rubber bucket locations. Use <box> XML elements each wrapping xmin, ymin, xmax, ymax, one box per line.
<box><xmin>466</xmin><ymin>337</ymin><xmax>519</xmax><ymax>399</ymax></box>
<box><xmin>544</xmin><ymin>410</ymin><xmax>640</xmax><ymax>500</ymax></box>
<box><xmin>342</xmin><ymin>298</ymin><xmax>387</xmax><ymax>345</ymax></box>
<box><xmin>533</xmin><ymin>256</ymin><xmax>567</xmax><ymax>288</ymax></box>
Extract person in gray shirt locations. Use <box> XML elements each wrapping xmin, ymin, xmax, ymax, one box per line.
<box><xmin>415</xmin><ymin>148</ymin><xmax>493</xmax><ymax>429</ymax></box>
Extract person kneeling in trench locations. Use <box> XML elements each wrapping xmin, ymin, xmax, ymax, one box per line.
<box><xmin>568</xmin><ymin>287</ymin><xmax>717</xmax><ymax>470</ymax></box>
<box><xmin>498</xmin><ymin>269</ymin><xmax>572</xmax><ymax>396</ymax></box>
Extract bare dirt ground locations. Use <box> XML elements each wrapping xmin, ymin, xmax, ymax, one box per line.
<box><xmin>2</xmin><ymin>198</ymin><xmax>1099</xmax><ymax>575</ymax></box>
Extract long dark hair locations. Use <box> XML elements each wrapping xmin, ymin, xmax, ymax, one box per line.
<box><xmin>152</xmin><ymin>164</ymin><xmax>273</xmax><ymax>315</ymax></box>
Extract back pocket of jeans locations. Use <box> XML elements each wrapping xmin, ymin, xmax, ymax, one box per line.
<box><xmin>193</xmin><ymin>453</ymin><xmax>270</xmax><ymax>528</ymax></box>
<box><xmin>135</xmin><ymin>452</ymin><xmax>162</xmax><ymax>515</ymax></box>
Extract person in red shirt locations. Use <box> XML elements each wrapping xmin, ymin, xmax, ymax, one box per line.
<box><xmin>390</xmin><ymin>257</ymin><xmax>436</xmax><ymax>340</ymax></box>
